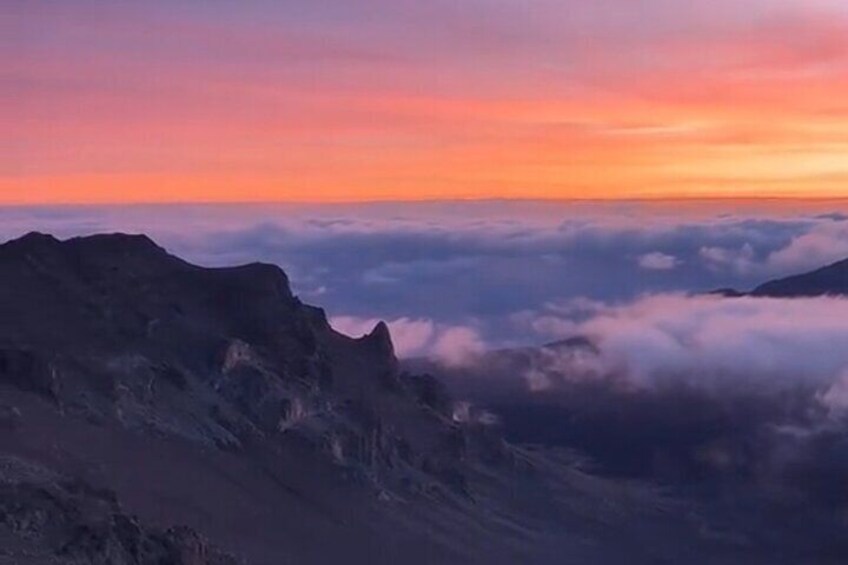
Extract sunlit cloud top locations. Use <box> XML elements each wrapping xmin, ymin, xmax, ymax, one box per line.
<box><xmin>4</xmin><ymin>0</ymin><xmax>848</xmax><ymax>203</ymax></box>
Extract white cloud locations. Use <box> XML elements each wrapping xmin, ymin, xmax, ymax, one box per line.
<box><xmin>818</xmin><ymin>370</ymin><xmax>848</xmax><ymax>419</ymax></box>
<box><xmin>697</xmin><ymin>219</ymin><xmax>848</xmax><ymax>278</ymax></box>
<box><xmin>766</xmin><ymin>222</ymin><xmax>848</xmax><ymax>273</ymax></box>
<box><xmin>572</xmin><ymin>294</ymin><xmax>848</xmax><ymax>391</ymax></box>
<box><xmin>637</xmin><ymin>252</ymin><xmax>680</xmax><ymax>271</ymax></box>
<box><xmin>699</xmin><ymin>243</ymin><xmax>756</xmax><ymax>274</ymax></box>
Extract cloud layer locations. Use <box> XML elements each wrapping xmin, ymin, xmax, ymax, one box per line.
<box><xmin>1</xmin><ymin>201</ymin><xmax>847</xmax><ymax>351</ymax></box>
<box><xmin>575</xmin><ymin>294</ymin><xmax>848</xmax><ymax>390</ymax></box>
<box><xmin>421</xmin><ymin>292</ymin><xmax>848</xmax><ymax>514</ymax></box>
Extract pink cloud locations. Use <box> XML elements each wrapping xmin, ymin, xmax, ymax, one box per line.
<box><xmin>430</xmin><ymin>327</ymin><xmax>486</xmax><ymax>368</ymax></box>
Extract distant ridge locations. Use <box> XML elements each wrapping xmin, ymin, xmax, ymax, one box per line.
<box><xmin>705</xmin><ymin>256</ymin><xmax>848</xmax><ymax>298</ymax></box>
<box><xmin>752</xmin><ymin>257</ymin><xmax>848</xmax><ymax>297</ymax></box>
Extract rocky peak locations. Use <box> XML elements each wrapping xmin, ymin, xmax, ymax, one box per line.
<box><xmin>0</xmin><ymin>231</ymin><xmax>60</xmax><ymax>256</ymax></box>
<box><xmin>10</xmin><ymin>231</ymin><xmax>59</xmax><ymax>246</ymax></box>
<box><xmin>217</xmin><ymin>262</ymin><xmax>294</xmax><ymax>302</ymax></box>
<box><xmin>362</xmin><ymin>321</ymin><xmax>395</xmax><ymax>359</ymax></box>
<box><xmin>67</xmin><ymin>232</ymin><xmax>166</xmax><ymax>255</ymax></box>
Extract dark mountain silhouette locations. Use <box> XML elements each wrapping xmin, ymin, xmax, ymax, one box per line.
<box><xmin>752</xmin><ymin>257</ymin><xmax>848</xmax><ymax>297</ymax></box>
<box><xmin>0</xmin><ymin>232</ymin><xmax>749</xmax><ymax>565</ymax></box>
<box><xmin>707</xmin><ymin>256</ymin><xmax>848</xmax><ymax>298</ymax></box>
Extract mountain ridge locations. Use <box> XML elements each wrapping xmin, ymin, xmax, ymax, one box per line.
<box><xmin>752</xmin><ymin>256</ymin><xmax>848</xmax><ymax>297</ymax></box>
<box><xmin>0</xmin><ymin>232</ymin><xmax>506</xmax><ymax>564</ymax></box>
<box><xmin>706</xmin><ymin>255</ymin><xmax>848</xmax><ymax>298</ymax></box>
<box><xmin>3</xmin><ymin>231</ymin><xmax>840</xmax><ymax>564</ymax></box>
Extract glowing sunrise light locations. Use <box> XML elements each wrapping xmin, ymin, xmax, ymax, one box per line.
<box><xmin>4</xmin><ymin>1</ymin><xmax>848</xmax><ymax>204</ymax></box>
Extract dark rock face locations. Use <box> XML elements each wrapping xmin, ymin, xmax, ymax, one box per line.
<box><xmin>753</xmin><ymin>257</ymin><xmax>848</xmax><ymax>297</ymax></box>
<box><xmin>0</xmin><ymin>477</ymin><xmax>237</xmax><ymax>564</ymax></box>
<box><xmin>0</xmin><ymin>233</ymin><xmax>533</xmax><ymax>564</ymax></box>
<box><xmin>0</xmin><ymin>405</ymin><xmax>21</xmax><ymax>431</ymax></box>
<box><xmin>0</xmin><ymin>349</ymin><xmax>59</xmax><ymax>399</ymax></box>
<box><xmin>0</xmin><ymin>232</ymin><xmax>490</xmax><ymax>491</ymax></box>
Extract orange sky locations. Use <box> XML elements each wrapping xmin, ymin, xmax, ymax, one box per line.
<box><xmin>4</xmin><ymin>1</ymin><xmax>848</xmax><ymax>204</ymax></box>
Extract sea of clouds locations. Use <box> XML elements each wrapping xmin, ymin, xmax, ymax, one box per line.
<box><xmin>5</xmin><ymin>200</ymin><xmax>848</xmax><ymax>397</ymax></box>
<box><xmin>5</xmin><ymin>200</ymin><xmax>848</xmax><ymax>503</ymax></box>
<box><xmin>2</xmin><ymin>200</ymin><xmax>847</xmax><ymax>357</ymax></box>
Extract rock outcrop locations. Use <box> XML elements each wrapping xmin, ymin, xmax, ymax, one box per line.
<box><xmin>0</xmin><ymin>233</ymin><xmax>526</xmax><ymax>564</ymax></box>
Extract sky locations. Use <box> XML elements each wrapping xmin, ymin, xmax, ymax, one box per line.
<box><xmin>4</xmin><ymin>0</ymin><xmax>848</xmax><ymax>203</ymax></box>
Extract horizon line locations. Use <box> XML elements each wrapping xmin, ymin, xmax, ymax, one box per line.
<box><xmin>2</xmin><ymin>195</ymin><xmax>848</xmax><ymax>209</ymax></box>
